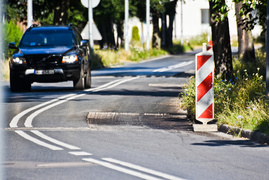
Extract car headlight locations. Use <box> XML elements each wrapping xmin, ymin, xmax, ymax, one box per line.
<box><xmin>12</xmin><ymin>57</ymin><xmax>26</xmax><ymax>64</ymax></box>
<box><xmin>62</xmin><ymin>55</ymin><xmax>78</xmax><ymax>63</ymax></box>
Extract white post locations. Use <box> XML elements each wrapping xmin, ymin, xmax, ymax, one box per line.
<box><xmin>146</xmin><ymin>0</ymin><xmax>150</xmax><ymax>50</ymax></box>
<box><xmin>88</xmin><ymin>0</ymin><xmax>94</xmax><ymax>49</ymax></box>
<box><xmin>27</xmin><ymin>0</ymin><xmax>33</xmax><ymax>27</ymax></box>
<box><xmin>180</xmin><ymin>1</ymin><xmax>183</xmax><ymax>45</ymax></box>
<box><xmin>125</xmin><ymin>0</ymin><xmax>129</xmax><ymax>51</ymax></box>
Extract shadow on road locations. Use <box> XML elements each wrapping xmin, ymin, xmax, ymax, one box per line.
<box><xmin>191</xmin><ymin>140</ymin><xmax>268</xmax><ymax>148</ymax></box>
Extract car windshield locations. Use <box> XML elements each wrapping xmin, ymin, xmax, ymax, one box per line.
<box><xmin>20</xmin><ymin>30</ymin><xmax>75</xmax><ymax>47</ymax></box>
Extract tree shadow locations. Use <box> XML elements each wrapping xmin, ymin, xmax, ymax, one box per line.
<box><xmin>191</xmin><ymin>140</ymin><xmax>268</xmax><ymax>148</ymax></box>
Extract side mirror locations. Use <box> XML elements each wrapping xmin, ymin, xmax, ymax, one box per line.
<box><xmin>8</xmin><ymin>42</ymin><xmax>18</xmax><ymax>49</ymax></box>
<box><xmin>80</xmin><ymin>40</ymin><xmax>89</xmax><ymax>47</ymax></box>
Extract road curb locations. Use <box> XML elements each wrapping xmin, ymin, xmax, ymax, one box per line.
<box><xmin>218</xmin><ymin>124</ymin><xmax>269</xmax><ymax>145</ymax></box>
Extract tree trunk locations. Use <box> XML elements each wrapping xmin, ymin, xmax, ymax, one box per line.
<box><xmin>165</xmin><ymin>0</ymin><xmax>177</xmax><ymax>48</ymax></box>
<box><xmin>108</xmin><ymin>17</ymin><xmax>116</xmax><ymax>49</ymax></box>
<box><xmin>235</xmin><ymin>2</ymin><xmax>255</xmax><ymax>62</ymax></box>
<box><xmin>53</xmin><ymin>0</ymin><xmax>70</xmax><ymax>25</ymax></box>
<box><xmin>161</xmin><ymin>12</ymin><xmax>166</xmax><ymax>48</ymax></box>
<box><xmin>152</xmin><ymin>14</ymin><xmax>161</xmax><ymax>49</ymax></box>
<box><xmin>166</xmin><ymin>12</ymin><xmax>175</xmax><ymax>48</ymax></box>
<box><xmin>116</xmin><ymin>21</ymin><xmax>124</xmax><ymax>48</ymax></box>
<box><xmin>209</xmin><ymin>1</ymin><xmax>233</xmax><ymax>80</ymax></box>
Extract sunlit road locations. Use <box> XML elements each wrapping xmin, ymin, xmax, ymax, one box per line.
<box><xmin>2</xmin><ymin>52</ymin><xmax>269</xmax><ymax>180</ymax></box>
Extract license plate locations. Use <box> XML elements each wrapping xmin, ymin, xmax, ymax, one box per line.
<box><xmin>35</xmin><ymin>70</ymin><xmax>55</xmax><ymax>75</ymax></box>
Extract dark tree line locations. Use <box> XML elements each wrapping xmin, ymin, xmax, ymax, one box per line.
<box><xmin>6</xmin><ymin>0</ymin><xmax>267</xmax><ymax>80</ymax></box>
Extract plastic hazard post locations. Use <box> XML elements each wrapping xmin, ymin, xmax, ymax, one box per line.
<box><xmin>193</xmin><ymin>43</ymin><xmax>217</xmax><ymax>132</ymax></box>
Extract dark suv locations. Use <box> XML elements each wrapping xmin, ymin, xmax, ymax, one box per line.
<box><xmin>8</xmin><ymin>24</ymin><xmax>91</xmax><ymax>92</ymax></box>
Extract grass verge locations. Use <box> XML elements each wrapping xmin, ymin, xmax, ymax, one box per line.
<box><xmin>180</xmin><ymin>49</ymin><xmax>269</xmax><ymax>135</ymax></box>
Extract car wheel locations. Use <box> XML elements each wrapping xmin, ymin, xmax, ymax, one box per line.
<box><xmin>23</xmin><ymin>82</ymin><xmax>31</xmax><ymax>92</ymax></box>
<box><xmin>85</xmin><ymin>66</ymin><xmax>91</xmax><ymax>89</ymax></box>
<box><xmin>10</xmin><ymin>71</ymin><xmax>22</xmax><ymax>92</ymax></box>
<box><xmin>73</xmin><ymin>65</ymin><xmax>85</xmax><ymax>90</ymax></box>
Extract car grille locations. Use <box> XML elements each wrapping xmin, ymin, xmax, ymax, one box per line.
<box><xmin>26</xmin><ymin>55</ymin><xmax>62</xmax><ymax>67</ymax></box>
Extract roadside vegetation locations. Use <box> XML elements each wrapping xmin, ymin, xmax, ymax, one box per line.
<box><xmin>180</xmin><ymin>49</ymin><xmax>269</xmax><ymax>135</ymax></box>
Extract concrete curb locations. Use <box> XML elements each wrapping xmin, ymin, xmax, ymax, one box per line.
<box><xmin>218</xmin><ymin>124</ymin><xmax>269</xmax><ymax>145</ymax></box>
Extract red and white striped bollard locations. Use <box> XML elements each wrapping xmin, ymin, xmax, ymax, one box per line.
<box><xmin>195</xmin><ymin>43</ymin><xmax>214</xmax><ymax>125</ymax></box>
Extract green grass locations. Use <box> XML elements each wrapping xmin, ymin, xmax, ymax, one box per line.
<box><xmin>91</xmin><ymin>42</ymin><xmax>186</xmax><ymax>68</ymax></box>
<box><xmin>1</xmin><ymin>60</ymin><xmax>9</xmax><ymax>81</ymax></box>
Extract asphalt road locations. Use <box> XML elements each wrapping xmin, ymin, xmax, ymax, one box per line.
<box><xmin>2</xmin><ymin>52</ymin><xmax>269</xmax><ymax>180</ymax></box>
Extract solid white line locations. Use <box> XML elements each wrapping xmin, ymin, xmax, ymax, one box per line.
<box><xmin>103</xmin><ymin>158</ymin><xmax>185</xmax><ymax>180</ymax></box>
<box><xmin>11</xmin><ymin>77</ymin><xmax>139</xmax><ymax>152</ymax></box>
<box><xmin>24</xmin><ymin>78</ymin><xmax>138</xmax><ymax>128</ymax></box>
<box><xmin>92</xmin><ymin>77</ymin><xmax>139</xmax><ymax>92</ymax></box>
<box><xmin>69</xmin><ymin>151</ymin><xmax>92</xmax><ymax>156</ymax></box>
<box><xmin>15</xmin><ymin>130</ymin><xmax>63</xmax><ymax>150</ymax></box>
<box><xmin>84</xmin><ymin>79</ymin><xmax>123</xmax><ymax>92</ymax></box>
<box><xmin>153</xmin><ymin>61</ymin><xmax>193</xmax><ymax>72</ymax></box>
<box><xmin>82</xmin><ymin>158</ymin><xmax>162</xmax><ymax>180</ymax></box>
<box><xmin>31</xmin><ymin>130</ymin><xmax>80</xmax><ymax>150</ymax></box>
<box><xmin>10</xmin><ymin>94</ymin><xmax>76</xmax><ymax>128</ymax></box>
<box><xmin>24</xmin><ymin>100</ymin><xmax>68</xmax><ymax>127</ymax></box>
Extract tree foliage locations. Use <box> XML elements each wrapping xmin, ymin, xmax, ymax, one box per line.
<box><xmin>6</xmin><ymin>0</ymin><xmax>87</xmax><ymax>30</ymax></box>
<box><xmin>234</xmin><ymin>0</ymin><xmax>267</xmax><ymax>31</ymax></box>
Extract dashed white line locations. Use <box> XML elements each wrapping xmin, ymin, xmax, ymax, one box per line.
<box><xmin>82</xmin><ymin>158</ymin><xmax>163</xmax><ymax>180</ymax></box>
<box><xmin>153</xmin><ymin>61</ymin><xmax>193</xmax><ymax>72</ymax></box>
<box><xmin>103</xmin><ymin>158</ymin><xmax>185</xmax><ymax>180</ymax></box>
<box><xmin>15</xmin><ymin>130</ymin><xmax>63</xmax><ymax>151</ymax></box>
<box><xmin>31</xmin><ymin>130</ymin><xmax>80</xmax><ymax>150</ymax></box>
<box><xmin>69</xmin><ymin>151</ymin><xmax>92</xmax><ymax>156</ymax></box>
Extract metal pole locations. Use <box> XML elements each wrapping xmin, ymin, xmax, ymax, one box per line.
<box><xmin>181</xmin><ymin>1</ymin><xmax>183</xmax><ymax>45</ymax></box>
<box><xmin>266</xmin><ymin>0</ymin><xmax>269</xmax><ymax>99</ymax></box>
<box><xmin>146</xmin><ymin>0</ymin><xmax>150</xmax><ymax>50</ymax></box>
<box><xmin>27</xmin><ymin>0</ymin><xmax>33</xmax><ymax>27</ymax></box>
<box><xmin>125</xmin><ymin>0</ymin><xmax>129</xmax><ymax>51</ymax></box>
<box><xmin>88</xmin><ymin>0</ymin><xmax>94</xmax><ymax>50</ymax></box>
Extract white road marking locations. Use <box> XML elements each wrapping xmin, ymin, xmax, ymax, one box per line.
<box><xmin>15</xmin><ymin>130</ymin><xmax>63</xmax><ymax>151</ymax></box>
<box><xmin>153</xmin><ymin>61</ymin><xmax>193</xmax><ymax>72</ymax></box>
<box><xmin>10</xmin><ymin>94</ymin><xmax>76</xmax><ymax>128</ymax></box>
<box><xmin>10</xmin><ymin>77</ymin><xmax>139</xmax><ymax>151</ymax></box>
<box><xmin>103</xmin><ymin>158</ymin><xmax>185</xmax><ymax>180</ymax></box>
<box><xmin>82</xmin><ymin>158</ymin><xmax>163</xmax><ymax>180</ymax></box>
<box><xmin>31</xmin><ymin>130</ymin><xmax>80</xmax><ymax>150</ymax></box>
<box><xmin>69</xmin><ymin>151</ymin><xmax>92</xmax><ymax>156</ymax></box>
<box><xmin>9</xmin><ymin>76</ymin><xmax>187</xmax><ymax>179</ymax></box>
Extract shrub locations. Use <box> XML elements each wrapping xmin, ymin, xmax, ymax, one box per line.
<box><xmin>4</xmin><ymin>20</ymin><xmax>24</xmax><ymax>58</ymax></box>
<box><xmin>180</xmin><ymin>54</ymin><xmax>269</xmax><ymax>135</ymax></box>
<box><xmin>188</xmin><ymin>33</ymin><xmax>209</xmax><ymax>47</ymax></box>
<box><xmin>131</xmin><ymin>26</ymin><xmax>140</xmax><ymax>42</ymax></box>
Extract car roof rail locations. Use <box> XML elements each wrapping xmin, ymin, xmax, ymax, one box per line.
<box><xmin>25</xmin><ymin>24</ymin><xmax>38</xmax><ymax>32</ymax></box>
<box><xmin>30</xmin><ymin>24</ymin><xmax>38</xmax><ymax>28</ymax></box>
<box><xmin>68</xmin><ymin>23</ymin><xmax>74</xmax><ymax>29</ymax></box>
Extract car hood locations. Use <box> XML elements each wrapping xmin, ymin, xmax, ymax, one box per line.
<box><xmin>19</xmin><ymin>46</ymin><xmax>74</xmax><ymax>55</ymax></box>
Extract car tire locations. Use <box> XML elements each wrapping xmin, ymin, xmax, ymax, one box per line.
<box><xmin>10</xmin><ymin>71</ymin><xmax>32</xmax><ymax>92</ymax></box>
<box><xmin>23</xmin><ymin>82</ymin><xmax>31</xmax><ymax>92</ymax></box>
<box><xmin>73</xmin><ymin>65</ymin><xmax>85</xmax><ymax>90</ymax></box>
<box><xmin>10</xmin><ymin>71</ymin><xmax>22</xmax><ymax>92</ymax></box>
<box><xmin>85</xmin><ymin>66</ymin><xmax>91</xmax><ymax>89</ymax></box>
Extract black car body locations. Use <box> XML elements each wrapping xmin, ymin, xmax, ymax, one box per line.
<box><xmin>8</xmin><ymin>24</ymin><xmax>91</xmax><ymax>92</ymax></box>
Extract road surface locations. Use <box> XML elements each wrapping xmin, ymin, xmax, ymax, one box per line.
<box><xmin>2</xmin><ymin>52</ymin><xmax>269</xmax><ymax>180</ymax></box>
